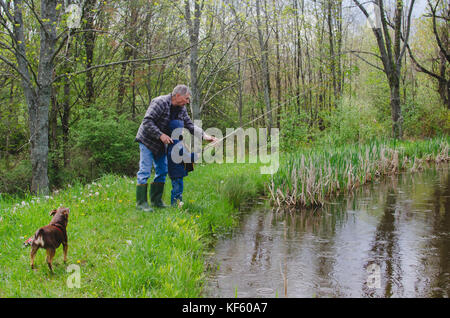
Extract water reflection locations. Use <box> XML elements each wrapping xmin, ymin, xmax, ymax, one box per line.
<box><xmin>206</xmin><ymin>165</ymin><xmax>450</xmax><ymax>298</ymax></box>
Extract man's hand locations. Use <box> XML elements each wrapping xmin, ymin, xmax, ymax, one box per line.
<box><xmin>160</xmin><ymin>133</ymin><xmax>173</xmax><ymax>144</ymax></box>
<box><xmin>203</xmin><ymin>134</ymin><xmax>219</xmax><ymax>143</ymax></box>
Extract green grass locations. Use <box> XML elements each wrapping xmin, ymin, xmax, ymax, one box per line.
<box><xmin>0</xmin><ymin>162</ymin><xmax>267</xmax><ymax>297</ymax></box>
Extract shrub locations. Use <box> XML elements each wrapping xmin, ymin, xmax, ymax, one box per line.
<box><xmin>72</xmin><ymin>111</ymin><xmax>140</xmax><ymax>177</ymax></box>
<box><xmin>220</xmin><ymin>171</ymin><xmax>266</xmax><ymax>208</ymax></box>
<box><xmin>279</xmin><ymin>108</ymin><xmax>317</xmax><ymax>152</ymax></box>
<box><xmin>0</xmin><ymin>159</ymin><xmax>32</xmax><ymax>195</ymax></box>
<box><xmin>402</xmin><ymin>97</ymin><xmax>449</xmax><ymax>138</ymax></box>
<box><xmin>317</xmin><ymin>97</ymin><xmax>389</xmax><ymax>146</ymax></box>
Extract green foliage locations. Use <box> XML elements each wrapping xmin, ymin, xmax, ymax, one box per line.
<box><xmin>279</xmin><ymin>107</ymin><xmax>317</xmax><ymax>152</ymax></box>
<box><xmin>270</xmin><ymin>137</ymin><xmax>449</xmax><ymax>208</ymax></box>
<box><xmin>316</xmin><ymin>98</ymin><xmax>389</xmax><ymax>147</ymax></box>
<box><xmin>72</xmin><ymin>110</ymin><xmax>140</xmax><ymax>178</ymax></box>
<box><xmin>364</xmin><ymin>71</ymin><xmax>391</xmax><ymax>122</ymax></box>
<box><xmin>0</xmin><ymin>160</ymin><xmax>32</xmax><ymax>195</ymax></box>
<box><xmin>402</xmin><ymin>97</ymin><xmax>449</xmax><ymax>138</ymax></box>
<box><xmin>219</xmin><ymin>168</ymin><xmax>266</xmax><ymax>208</ymax></box>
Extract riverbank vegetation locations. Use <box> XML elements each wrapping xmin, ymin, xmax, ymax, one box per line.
<box><xmin>270</xmin><ymin>137</ymin><xmax>450</xmax><ymax>208</ymax></box>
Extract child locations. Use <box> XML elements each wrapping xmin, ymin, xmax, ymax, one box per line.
<box><xmin>167</xmin><ymin>119</ymin><xmax>198</xmax><ymax>207</ymax></box>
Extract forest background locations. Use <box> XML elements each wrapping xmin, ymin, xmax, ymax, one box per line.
<box><xmin>0</xmin><ymin>0</ymin><xmax>448</xmax><ymax>196</ymax></box>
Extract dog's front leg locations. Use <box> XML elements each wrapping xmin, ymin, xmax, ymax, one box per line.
<box><xmin>63</xmin><ymin>243</ymin><xmax>68</xmax><ymax>263</ymax></box>
<box><xmin>46</xmin><ymin>249</ymin><xmax>56</xmax><ymax>271</ymax></box>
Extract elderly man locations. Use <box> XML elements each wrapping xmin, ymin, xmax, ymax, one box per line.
<box><xmin>135</xmin><ymin>84</ymin><xmax>217</xmax><ymax>212</ymax></box>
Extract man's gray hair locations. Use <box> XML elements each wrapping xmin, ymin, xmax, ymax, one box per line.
<box><xmin>172</xmin><ymin>84</ymin><xmax>191</xmax><ymax>97</ymax></box>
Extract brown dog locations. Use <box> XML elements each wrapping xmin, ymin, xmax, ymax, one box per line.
<box><xmin>30</xmin><ymin>207</ymin><xmax>69</xmax><ymax>271</ymax></box>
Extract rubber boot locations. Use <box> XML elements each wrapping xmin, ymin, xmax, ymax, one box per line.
<box><xmin>136</xmin><ymin>184</ymin><xmax>153</xmax><ymax>212</ymax></box>
<box><xmin>150</xmin><ymin>182</ymin><xmax>168</xmax><ymax>208</ymax></box>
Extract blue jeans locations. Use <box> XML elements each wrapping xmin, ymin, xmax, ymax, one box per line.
<box><xmin>137</xmin><ymin>143</ymin><xmax>168</xmax><ymax>185</ymax></box>
<box><xmin>171</xmin><ymin>177</ymin><xmax>184</xmax><ymax>206</ymax></box>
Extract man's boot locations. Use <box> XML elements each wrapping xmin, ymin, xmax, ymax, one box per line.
<box><xmin>150</xmin><ymin>182</ymin><xmax>168</xmax><ymax>208</ymax></box>
<box><xmin>136</xmin><ymin>184</ymin><xmax>153</xmax><ymax>212</ymax></box>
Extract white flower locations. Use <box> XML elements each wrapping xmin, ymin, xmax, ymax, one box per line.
<box><xmin>21</xmin><ymin>201</ymin><xmax>26</xmax><ymax>206</ymax></box>
<box><xmin>81</xmin><ymin>199</ymin><xmax>85</xmax><ymax>203</ymax></box>
<box><xmin>126</xmin><ymin>240</ymin><xmax>132</xmax><ymax>246</ymax></box>
<box><xmin>95</xmin><ymin>192</ymin><xmax>99</xmax><ymax>196</ymax></box>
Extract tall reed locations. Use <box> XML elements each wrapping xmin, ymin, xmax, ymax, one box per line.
<box><xmin>269</xmin><ymin>137</ymin><xmax>450</xmax><ymax>208</ymax></box>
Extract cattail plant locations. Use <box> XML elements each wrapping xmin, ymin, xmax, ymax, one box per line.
<box><xmin>269</xmin><ymin>137</ymin><xmax>449</xmax><ymax>208</ymax></box>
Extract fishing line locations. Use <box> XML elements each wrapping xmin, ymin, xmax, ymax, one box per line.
<box><xmin>202</xmin><ymin>80</ymin><xmax>325</xmax><ymax>152</ymax></box>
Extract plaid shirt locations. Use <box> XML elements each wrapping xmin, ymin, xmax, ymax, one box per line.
<box><xmin>135</xmin><ymin>94</ymin><xmax>204</xmax><ymax>157</ymax></box>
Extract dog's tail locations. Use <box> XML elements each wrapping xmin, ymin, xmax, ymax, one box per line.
<box><xmin>32</xmin><ymin>228</ymin><xmax>45</xmax><ymax>247</ymax></box>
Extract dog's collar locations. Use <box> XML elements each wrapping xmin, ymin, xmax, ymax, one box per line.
<box><xmin>49</xmin><ymin>224</ymin><xmax>65</xmax><ymax>234</ymax></box>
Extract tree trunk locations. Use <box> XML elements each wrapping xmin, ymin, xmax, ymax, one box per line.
<box><xmin>353</xmin><ymin>0</ymin><xmax>414</xmax><ymax>139</ymax></box>
<box><xmin>273</xmin><ymin>0</ymin><xmax>282</xmax><ymax>127</ymax></box>
<box><xmin>83</xmin><ymin>0</ymin><xmax>96</xmax><ymax>106</ymax></box>
<box><xmin>62</xmin><ymin>78</ymin><xmax>70</xmax><ymax>168</ymax></box>
<box><xmin>185</xmin><ymin>0</ymin><xmax>203</xmax><ymax>121</ymax></box>
<box><xmin>389</xmin><ymin>75</ymin><xmax>403</xmax><ymax>138</ymax></box>
<box><xmin>327</xmin><ymin>0</ymin><xmax>337</xmax><ymax>103</ymax></box>
<box><xmin>12</xmin><ymin>0</ymin><xmax>58</xmax><ymax>194</ymax></box>
<box><xmin>49</xmin><ymin>86</ymin><xmax>59</xmax><ymax>185</ymax></box>
<box><xmin>438</xmin><ymin>51</ymin><xmax>449</xmax><ymax>109</ymax></box>
<box><xmin>256</xmin><ymin>0</ymin><xmax>272</xmax><ymax>131</ymax></box>
<box><xmin>237</xmin><ymin>42</ymin><xmax>244</xmax><ymax>127</ymax></box>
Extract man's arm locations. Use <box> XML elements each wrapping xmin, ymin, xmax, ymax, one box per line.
<box><xmin>181</xmin><ymin>107</ymin><xmax>217</xmax><ymax>142</ymax></box>
<box><xmin>180</xmin><ymin>107</ymin><xmax>204</xmax><ymax>137</ymax></box>
<box><xmin>141</xmin><ymin>99</ymin><xmax>164</xmax><ymax>140</ymax></box>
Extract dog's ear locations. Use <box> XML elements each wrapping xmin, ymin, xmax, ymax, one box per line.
<box><xmin>49</xmin><ymin>209</ymin><xmax>57</xmax><ymax>216</ymax></box>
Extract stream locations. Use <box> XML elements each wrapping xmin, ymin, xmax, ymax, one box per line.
<box><xmin>206</xmin><ymin>164</ymin><xmax>450</xmax><ymax>298</ymax></box>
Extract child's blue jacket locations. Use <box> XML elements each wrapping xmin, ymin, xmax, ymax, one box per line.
<box><xmin>167</xmin><ymin>139</ymin><xmax>197</xmax><ymax>179</ymax></box>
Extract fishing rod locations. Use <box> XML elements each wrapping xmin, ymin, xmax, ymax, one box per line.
<box><xmin>201</xmin><ymin>80</ymin><xmax>325</xmax><ymax>152</ymax></box>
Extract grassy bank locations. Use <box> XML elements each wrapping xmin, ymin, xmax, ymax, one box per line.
<box><xmin>0</xmin><ymin>162</ymin><xmax>267</xmax><ymax>297</ymax></box>
<box><xmin>269</xmin><ymin>137</ymin><xmax>450</xmax><ymax>208</ymax></box>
